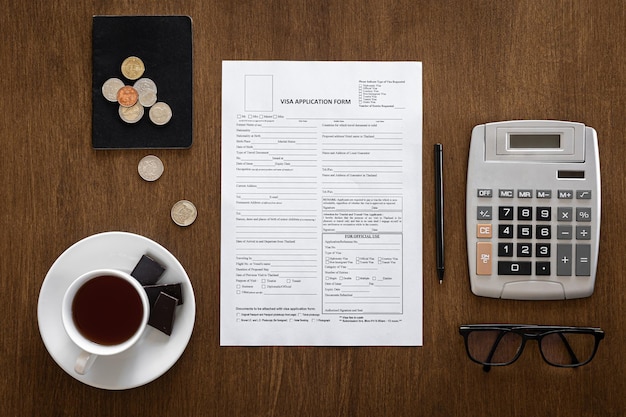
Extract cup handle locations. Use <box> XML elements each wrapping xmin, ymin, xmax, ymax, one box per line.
<box><xmin>74</xmin><ymin>350</ymin><xmax>98</xmax><ymax>375</ymax></box>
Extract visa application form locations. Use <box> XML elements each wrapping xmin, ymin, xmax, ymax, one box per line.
<box><xmin>221</xmin><ymin>61</ymin><xmax>422</xmax><ymax>346</ymax></box>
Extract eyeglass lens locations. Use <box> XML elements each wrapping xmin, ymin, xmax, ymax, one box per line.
<box><xmin>466</xmin><ymin>329</ymin><xmax>597</xmax><ymax>367</ymax></box>
<box><xmin>539</xmin><ymin>332</ymin><xmax>596</xmax><ymax>366</ymax></box>
<box><xmin>467</xmin><ymin>330</ymin><xmax>523</xmax><ymax>365</ymax></box>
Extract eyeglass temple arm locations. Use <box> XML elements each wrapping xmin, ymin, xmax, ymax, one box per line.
<box><xmin>556</xmin><ymin>333</ymin><xmax>580</xmax><ymax>365</ymax></box>
<box><xmin>481</xmin><ymin>330</ymin><xmax>509</xmax><ymax>373</ymax></box>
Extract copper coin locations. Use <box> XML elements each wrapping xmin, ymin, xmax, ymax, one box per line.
<box><xmin>117</xmin><ymin>86</ymin><xmax>139</xmax><ymax>107</ymax></box>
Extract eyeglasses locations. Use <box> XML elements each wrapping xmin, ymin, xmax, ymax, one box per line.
<box><xmin>459</xmin><ymin>324</ymin><xmax>604</xmax><ymax>372</ymax></box>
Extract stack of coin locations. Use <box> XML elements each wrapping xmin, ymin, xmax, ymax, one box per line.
<box><xmin>134</xmin><ymin>78</ymin><xmax>158</xmax><ymax>107</ymax></box>
<box><xmin>101</xmin><ymin>56</ymin><xmax>172</xmax><ymax>125</ymax></box>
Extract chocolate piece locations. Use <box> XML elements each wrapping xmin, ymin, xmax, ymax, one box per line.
<box><xmin>130</xmin><ymin>255</ymin><xmax>166</xmax><ymax>285</ymax></box>
<box><xmin>147</xmin><ymin>292</ymin><xmax>178</xmax><ymax>336</ymax></box>
<box><xmin>143</xmin><ymin>283</ymin><xmax>183</xmax><ymax>307</ymax></box>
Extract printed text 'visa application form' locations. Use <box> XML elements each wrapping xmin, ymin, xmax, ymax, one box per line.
<box><xmin>221</xmin><ymin>61</ymin><xmax>422</xmax><ymax>346</ymax></box>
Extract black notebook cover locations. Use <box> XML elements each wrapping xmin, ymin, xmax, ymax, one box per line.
<box><xmin>92</xmin><ymin>16</ymin><xmax>193</xmax><ymax>149</ymax></box>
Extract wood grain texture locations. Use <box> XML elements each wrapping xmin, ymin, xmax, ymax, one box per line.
<box><xmin>2</xmin><ymin>0</ymin><xmax>626</xmax><ymax>415</ymax></box>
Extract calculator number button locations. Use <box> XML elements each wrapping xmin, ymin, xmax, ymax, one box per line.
<box><xmin>499</xmin><ymin>206</ymin><xmax>514</xmax><ymax>220</ymax></box>
<box><xmin>517</xmin><ymin>225</ymin><xmax>532</xmax><ymax>239</ymax></box>
<box><xmin>536</xmin><ymin>207</ymin><xmax>551</xmax><ymax>221</ymax></box>
<box><xmin>498</xmin><ymin>243</ymin><xmax>513</xmax><ymax>257</ymax></box>
<box><xmin>518</xmin><ymin>207</ymin><xmax>532</xmax><ymax>221</ymax></box>
<box><xmin>536</xmin><ymin>243</ymin><xmax>551</xmax><ymax>257</ymax></box>
<box><xmin>498</xmin><ymin>261</ymin><xmax>532</xmax><ymax>275</ymax></box>
<box><xmin>517</xmin><ymin>244</ymin><xmax>532</xmax><ymax>257</ymax></box>
<box><xmin>498</xmin><ymin>225</ymin><xmax>513</xmax><ymax>238</ymax></box>
<box><xmin>536</xmin><ymin>225</ymin><xmax>551</xmax><ymax>239</ymax></box>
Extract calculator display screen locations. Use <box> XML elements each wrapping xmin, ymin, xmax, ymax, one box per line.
<box><xmin>509</xmin><ymin>134</ymin><xmax>561</xmax><ymax>149</ymax></box>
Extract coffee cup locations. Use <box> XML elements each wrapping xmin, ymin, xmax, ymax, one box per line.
<box><xmin>61</xmin><ymin>268</ymin><xmax>149</xmax><ymax>375</ymax></box>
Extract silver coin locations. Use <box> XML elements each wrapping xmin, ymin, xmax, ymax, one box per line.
<box><xmin>133</xmin><ymin>78</ymin><xmax>157</xmax><ymax>96</ymax></box>
<box><xmin>138</xmin><ymin>155</ymin><xmax>164</xmax><ymax>182</ymax></box>
<box><xmin>149</xmin><ymin>102</ymin><xmax>172</xmax><ymax>125</ymax></box>
<box><xmin>139</xmin><ymin>90</ymin><xmax>158</xmax><ymax>107</ymax></box>
<box><xmin>102</xmin><ymin>78</ymin><xmax>125</xmax><ymax>102</ymax></box>
<box><xmin>118</xmin><ymin>102</ymin><xmax>144</xmax><ymax>123</ymax></box>
<box><xmin>171</xmin><ymin>200</ymin><xmax>197</xmax><ymax>226</ymax></box>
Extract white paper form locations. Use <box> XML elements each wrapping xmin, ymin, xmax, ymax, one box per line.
<box><xmin>221</xmin><ymin>61</ymin><xmax>422</xmax><ymax>346</ymax></box>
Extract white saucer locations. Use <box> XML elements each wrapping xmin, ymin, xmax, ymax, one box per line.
<box><xmin>37</xmin><ymin>231</ymin><xmax>196</xmax><ymax>390</ymax></box>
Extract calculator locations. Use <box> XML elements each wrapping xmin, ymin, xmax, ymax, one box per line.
<box><xmin>466</xmin><ymin>120</ymin><xmax>601</xmax><ymax>300</ymax></box>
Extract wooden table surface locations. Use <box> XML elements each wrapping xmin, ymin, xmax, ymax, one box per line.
<box><xmin>2</xmin><ymin>1</ymin><xmax>625</xmax><ymax>416</ymax></box>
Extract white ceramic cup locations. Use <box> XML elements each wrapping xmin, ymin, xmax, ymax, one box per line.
<box><xmin>61</xmin><ymin>268</ymin><xmax>149</xmax><ymax>375</ymax></box>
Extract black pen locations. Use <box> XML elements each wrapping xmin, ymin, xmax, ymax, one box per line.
<box><xmin>434</xmin><ymin>143</ymin><xmax>445</xmax><ymax>283</ymax></box>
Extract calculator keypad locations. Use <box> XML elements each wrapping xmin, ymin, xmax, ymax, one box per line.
<box><xmin>474</xmin><ymin>188</ymin><xmax>593</xmax><ymax>279</ymax></box>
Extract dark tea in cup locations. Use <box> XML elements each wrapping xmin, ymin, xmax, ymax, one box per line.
<box><xmin>72</xmin><ymin>275</ymin><xmax>145</xmax><ymax>345</ymax></box>
<box><xmin>62</xmin><ymin>269</ymin><xmax>149</xmax><ymax>374</ymax></box>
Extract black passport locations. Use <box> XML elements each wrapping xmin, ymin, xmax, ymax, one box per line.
<box><xmin>92</xmin><ymin>16</ymin><xmax>193</xmax><ymax>149</ymax></box>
